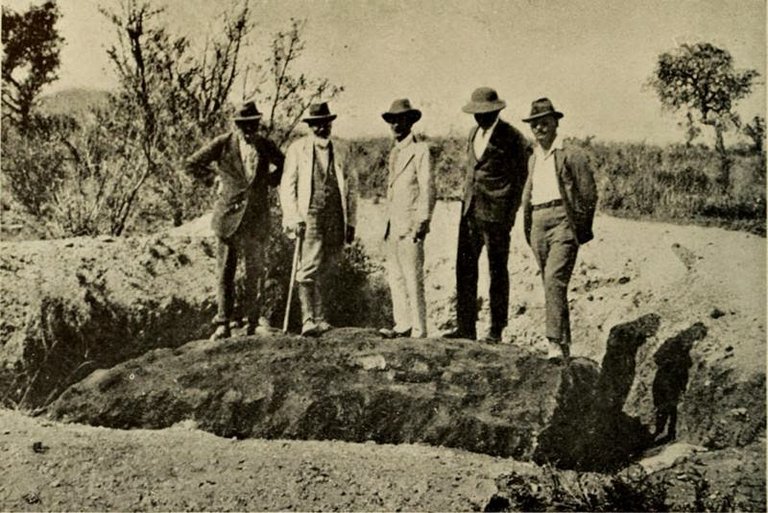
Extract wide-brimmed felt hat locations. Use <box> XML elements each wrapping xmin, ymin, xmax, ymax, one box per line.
<box><xmin>462</xmin><ymin>87</ymin><xmax>507</xmax><ymax>114</ymax></box>
<box><xmin>522</xmin><ymin>97</ymin><xmax>564</xmax><ymax>123</ymax></box>
<box><xmin>302</xmin><ymin>102</ymin><xmax>337</xmax><ymax>124</ymax></box>
<box><xmin>233</xmin><ymin>99</ymin><xmax>262</xmax><ymax>122</ymax></box>
<box><xmin>382</xmin><ymin>98</ymin><xmax>422</xmax><ymax>123</ymax></box>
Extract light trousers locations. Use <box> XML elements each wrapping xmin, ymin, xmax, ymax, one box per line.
<box><xmin>385</xmin><ymin>235</ymin><xmax>427</xmax><ymax>337</ymax></box>
<box><xmin>530</xmin><ymin>204</ymin><xmax>579</xmax><ymax>345</ymax></box>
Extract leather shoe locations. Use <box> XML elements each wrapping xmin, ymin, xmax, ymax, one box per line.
<box><xmin>481</xmin><ymin>331</ymin><xmax>502</xmax><ymax>344</ymax></box>
<box><xmin>301</xmin><ymin>320</ymin><xmax>320</xmax><ymax>337</ymax></box>
<box><xmin>546</xmin><ymin>341</ymin><xmax>570</xmax><ymax>361</ymax></box>
<box><xmin>379</xmin><ymin>327</ymin><xmax>411</xmax><ymax>339</ymax></box>
<box><xmin>442</xmin><ymin>328</ymin><xmax>476</xmax><ymax>340</ymax></box>
<box><xmin>210</xmin><ymin>324</ymin><xmax>231</xmax><ymax>341</ymax></box>
<box><xmin>316</xmin><ymin>320</ymin><xmax>333</xmax><ymax>334</ymax></box>
<box><xmin>246</xmin><ymin>317</ymin><xmax>279</xmax><ymax>337</ymax></box>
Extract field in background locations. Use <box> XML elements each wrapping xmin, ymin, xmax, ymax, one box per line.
<box><xmin>347</xmin><ymin>135</ymin><xmax>766</xmax><ymax>236</ymax></box>
<box><xmin>1</xmin><ymin>130</ymin><xmax>765</xmax><ymax>239</ymax></box>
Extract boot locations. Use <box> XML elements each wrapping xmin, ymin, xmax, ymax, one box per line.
<box><xmin>313</xmin><ymin>282</ymin><xmax>332</xmax><ymax>334</ymax></box>
<box><xmin>298</xmin><ymin>283</ymin><xmax>319</xmax><ymax>337</ymax></box>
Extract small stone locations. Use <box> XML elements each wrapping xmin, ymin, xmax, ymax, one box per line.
<box><xmin>51</xmin><ymin>480</ymin><xmax>61</xmax><ymax>488</ymax></box>
<box><xmin>710</xmin><ymin>308</ymin><xmax>726</xmax><ymax>319</ymax></box>
<box><xmin>587</xmin><ymin>294</ymin><xmax>594</xmax><ymax>301</ymax></box>
<box><xmin>22</xmin><ymin>492</ymin><xmax>40</xmax><ymax>504</ymax></box>
<box><xmin>31</xmin><ymin>441</ymin><xmax>49</xmax><ymax>454</ymax></box>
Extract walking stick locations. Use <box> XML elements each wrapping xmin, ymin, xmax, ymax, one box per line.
<box><xmin>282</xmin><ymin>233</ymin><xmax>302</xmax><ymax>333</ymax></box>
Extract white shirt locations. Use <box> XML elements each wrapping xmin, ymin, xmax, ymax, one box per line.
<box><xmin>472</xmin><ymin>118</ymin><xmax>499</xmax><ymax>159</ymax></box>
<box><xmin>313</xmin><ymin>136</ymin><xmax>332</xmax><ymax>173</ymax></box>
<box><xmin>238</xmin><ymin>133</ymin><xmax>258</xmax><ymax>182</ymax></box>
<box><xmin>530</xmin><ymin>136</ymin><xmax>564</xmax><ymax>205</ymax></box>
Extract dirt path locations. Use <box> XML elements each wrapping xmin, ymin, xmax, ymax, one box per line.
<box><xmin>0</xmin><ymin>408</ymin><xmax>519</xmax><ymax>511</ymax></box>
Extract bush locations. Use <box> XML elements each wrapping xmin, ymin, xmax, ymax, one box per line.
<box><xmin>345</xmin><ymin>134</ymin><xmax>765</xmax><ymax>236</ymax></box>
<box><xmin>230</xmin><ymin>195</ymin><xmax>390</xmax><ymax>331</ymax></box>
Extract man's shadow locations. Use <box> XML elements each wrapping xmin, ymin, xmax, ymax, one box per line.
<box><xmin>651</xmin><ymin>322</ymin><xmax>707</xmax><ymax>444</ymax></box>
<box><xmin>535</xmin><ymin>314</ymin><xmax>707</xmax><ymax>471</ymax></box>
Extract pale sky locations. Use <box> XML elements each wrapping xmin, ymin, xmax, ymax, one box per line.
<box><xmin>7</xmin><ymin>0</ymin><xmax>767</xmax><ymax>144</ymax></box>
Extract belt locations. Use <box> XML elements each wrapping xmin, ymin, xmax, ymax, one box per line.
<box><xmin>531</xmin><ymin>199</ymin><xmax>564</xmax><ymax>211</ymax></box>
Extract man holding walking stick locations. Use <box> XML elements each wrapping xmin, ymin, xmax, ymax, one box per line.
<box><xmin>280</xmin><ymin>102</ymin><xmax>359</xmax><ymax>336</ymax></box>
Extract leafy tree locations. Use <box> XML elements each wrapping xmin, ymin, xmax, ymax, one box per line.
<box><xmin>649</xmin><ymin>42</ymin><xmax>759</xmax><ymax>187</ymax></box>
<box><xmin>743</xmin><ymin>115</ymin><xmax>765</xmax><ymax>153</ymax></box>
<box><xmin>1</xmin><ymin>0</ymin><xmax>64</xmax><ymax>131</ymax></box>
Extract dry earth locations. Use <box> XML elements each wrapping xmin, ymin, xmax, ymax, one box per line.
<box><xmin>1</xmin><ymin>199</ymin><xmax>765</xmax><ymax>511</ymax></box>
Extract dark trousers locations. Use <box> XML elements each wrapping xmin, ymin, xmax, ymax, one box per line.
<box><xmin>455</xmin><ymin>209</ymin><xmax>511</xmax><ymax>337</ymax></box>
<box><xmin>215</xmin><ymin>225</ymin><xmax>267</xmax><ymax>326</ymax></box>
<box><xmin>530</xmin><ymin>205</ymin><xmax>579</xmax><ymax>344</ymax></box>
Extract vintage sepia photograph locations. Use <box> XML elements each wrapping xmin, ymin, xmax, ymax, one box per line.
<box><xmin>1</xmin><ymin>0</ymin><xmax>765</xmax><ymax>510</ymax></box>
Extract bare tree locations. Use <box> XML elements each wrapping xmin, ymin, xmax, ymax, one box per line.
<box><xmin>245</xmin><ymin>18</ymin><xmax>344</xmax><ymax>147</ymax></box>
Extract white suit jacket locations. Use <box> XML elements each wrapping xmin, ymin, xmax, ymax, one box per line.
<box><xmin>384</xmin><ymin>134</ymin><xmax>435</xmax><ymax>240</ymax></box>
<box><xmin>280</xmin><ymin>135</ymin><xmax>358</xmax><ymax>230</ymax></box>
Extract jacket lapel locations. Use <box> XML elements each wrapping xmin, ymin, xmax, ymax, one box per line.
<box><xmin>474</xmin><ymin>121</ymin><xmax>504</xmax><ymax>165</ymax></box>
<box><xmin>388</xmin><ymin>137</ymin><xmax>416</xmax><ymax>188</ymax></box>
<box><xmin>330</xmin><ymin>138</ymin><xmax>345</xmax><ymax>192</ymax></box>
<box><xmin>482</xmin><ymin>121</ymin><xmax>504</xmax><ymax>161</ymax></box>
<box><xmin>554</xmin><ymin>148</ymin><xmax>566</xmax><ymax>181</ymax></box>
<box><xmin>231</xmin><ymin>134</ymin><xmax>247</xmax><ymax>180</ymax></box>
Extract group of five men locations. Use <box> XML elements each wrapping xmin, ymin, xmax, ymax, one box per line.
<box><xmin>185</xmin><ymin>87</ymin><xmax>596</xmax><ymax>360</ymax></box>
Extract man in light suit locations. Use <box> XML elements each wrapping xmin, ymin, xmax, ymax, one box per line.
<box><xmin>378</xmin><ymin>99</ymin><xmax>435</xmax><ymax>339</ymax></box>
<box><xmin>521</xmin><ymin>98</ymin><xmax>597</xmax><ymax>360</ymax></box>
<box><xmin>185</xmin><ymin>99</ymin><xmax>284</xmax><ymax>340</ymax></box>
<box><xmin>280</xmin><ymin>102</ymin><xmax>358</xmax><ymax>336</ymax></box>
<box><xmin>444</xmin><ymin>87</ymin><xmax>530</xmax><ymax>343</ymax></box>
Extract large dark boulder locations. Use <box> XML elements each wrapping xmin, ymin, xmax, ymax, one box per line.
<box><xmin>50</xmin><ymin>329</ymin><xmax>604</xmax><ymax>464</ymax></box>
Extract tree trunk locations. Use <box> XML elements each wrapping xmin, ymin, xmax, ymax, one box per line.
<box><xmin>714</xmin><ymin>124</ymin><xmax>730</xmax><ymax>191</ymax></box>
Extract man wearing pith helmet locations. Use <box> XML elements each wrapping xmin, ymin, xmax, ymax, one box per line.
<box><xmin>184</xmin><ymin>99</ymin><xmax>285</xmax><ymax>340</ymax></box>
<box><xmin>378</xmin><ymin>99</ymin><xmax>435</xmax><ymax>339</ymax></box>
<box><xmin>521</xmin><ymin>98</ymin><xmax>597</xmax><ymax>361</ymax></box>
<box><xmin>444</xmin><ymin>87</ymin><xmax>530</xmax><ymax>343</ymax></box>
<box><xmin>279</xmin><ymin>102</ymin><xmax>359</xmax><ymax>337</ymax></box>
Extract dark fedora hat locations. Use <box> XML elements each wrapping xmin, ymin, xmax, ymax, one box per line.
<box><xmin>233</xmin><ymin>99</ymin><xmax>262</xmax><ymax>122</ymax></box>
<box><xmin>382</xmin><ymin>98</ymin><xmax>422</xmax><ymax>123</ymax></box>
<box><xmin>462</xmin><ymin>87</ymin><xmax>506</xmax><ymax>114</ymax></box>
<box><xmin>522</xmin><ymin>98</ymin><xmax>564</xmax><ymax>123</ymax></box>
<box><xmin>302</xmin><ymin>102</ymin><xmax>337</xmax><ymax>123</ymax></box>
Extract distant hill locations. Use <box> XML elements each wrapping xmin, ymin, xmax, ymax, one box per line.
<box><xmin>37</xmin><ymin>87</ymin><xmax>111</xmax><ymax>119</ymax></box>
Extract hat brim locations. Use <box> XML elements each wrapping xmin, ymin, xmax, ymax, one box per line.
<box><xmin>382</xmin><ymin>110</ymin><xmax>422</xmax><ymax>123</ymax></box>
<box><xmin>303</xmin><ymin>114</ymin><xmax>337</xmax><ymax>124</ymax></box>
<box><xmin>522</xmin><ymin>111</ymin><xmax>564</xmax><ymax>123</ymax></box>
<box><xmin>234</xmin><ymin>115</ymin><xmax>262</xmax><ymax>122</ymax></box>
<box><xmin>462</xmin><ymin>100</ymin><xmax>506</xmax><ymax>114</ymax></box>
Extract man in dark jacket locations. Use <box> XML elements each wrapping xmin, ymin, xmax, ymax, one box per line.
<box><xmin>185</xmin><ymin>99</ymin><xmax>284</xmax><ymax>340</ymax></box>
<box><xmin>444</xmin><ymin>87</ymin><xmax>530</xmax><ymax>343</ymax></box>
<box><xmin>521</xmin><ymin>98</ymin><xmax>597</xmax><ymax>360</ymax></box>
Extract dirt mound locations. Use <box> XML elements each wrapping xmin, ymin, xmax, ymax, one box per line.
<box><xmin>0</xmin><ymin>234</ymin><xmax>219</xmax><ymax>409</ymax></box>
